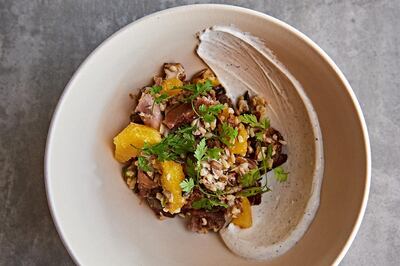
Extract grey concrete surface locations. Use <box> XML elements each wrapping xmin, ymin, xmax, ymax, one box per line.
<box><xmin>0</xmin><ymin>0</ymin><xmax>398</xmax><ymax>265</ymax></box>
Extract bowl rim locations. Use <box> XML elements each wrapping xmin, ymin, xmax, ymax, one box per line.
<box><xmin>44</xmin><ymin>4</ymin><xmax>371</xmax><ymax>265</ymax></box>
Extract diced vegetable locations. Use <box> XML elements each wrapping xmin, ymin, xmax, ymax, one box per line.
<box><xmin>232</xmin><ymin>197</ymin><xmax>252</xmax><ymax>228</ymax></box>
<box><xmin>113</xmin><ymin>123</ymin><xmax>161</xmax><ymax>162</ymax></box>
<box><xmin>160</xmin><ymin>161</ymin><xmax>185</xmax><ymax>214</ymax></box>
<box><xmin>230</xmin><ymin>123</ymin><xmax>248</xmax><ymax>156</ymax></box>
<box><xmin>162</xmin><ymin>78</ymin><xmax>183</xmax><ymax>96</ymax></box>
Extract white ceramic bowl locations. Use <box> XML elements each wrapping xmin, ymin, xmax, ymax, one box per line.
<box><xmin>45</xmin><ymin>4</ymin><xmax>370</xmax><ymax>266</ymax></box>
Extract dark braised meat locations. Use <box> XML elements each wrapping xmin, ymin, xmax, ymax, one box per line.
<box><xmin>163</xmin><ymin>102</ymin><xmax>197</xmax><ymax>129</ymax></box>
<box><xmin>186</xmin><ymin>209</ymin><xmax>226</xmax><ymax>233</ymax></box>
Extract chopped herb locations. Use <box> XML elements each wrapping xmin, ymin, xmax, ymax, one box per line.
<box><xmin>260</xmin><ymin>144</ymin><xmax>274</xmax><ymax>172</ymax></box>
<box><xmin>267</xmin><ymin>144</ymin><xmax>273</xmax><ymax>158</ymax></box>
<box><xmin>192</xmin><ymin>198</ymin><xmax>228</xmax><ymax>210</ymax></box>
<box><xmin>185</xmin><ymin>158</ymin><xmax>197</xmax><ymax>180</ymax></box>
<box><xmin>142</xmin><ymin>125</ymin><xmax>196</xmax><ymax>161</ymax></box>
<box><xmin>274</xmin><ymin>166</ymin><xmax>289</xmax><ymax>182</ymax></box>
<box><xmin>182</xmin><ymin>80</ymin><xmax>213</xmax><ymax>101</ymax></box>
<box><xmin>255</xmin><ymin>131</ymin><xmax>264</xmax><ymax>142</ymax></box>
<box><xmin>149</xmin><ymin>85</ymin><xmax>162</xmax><ymax>94</ymax></box>
<box><xmin>137</xmin><ymin>156</ymin><xmax>152</xmax><ymax>172</ymax></box>
<box><xmin>198</xmin><ymin>103</ymin><xmax>224</xmax><ymax>123</ymax></box>
<box><xmin>206</xmin><ymin>147</ymin><xmax>223</xmax><ymax>160</ymax></box>
<box><xmin>240</xmin><ymin>114</ymin><xmax>270</xmax><ymax>129</ymax></box>
<box><xmin>194</xmin><ymin>138</ymin><xmax>207</xmax><ymax>164</ymax></box>
<box><xmin>180</xmin><ymin>178</ymin><xmax>195</xmax><ymax>193</ymax></box>
<box><xmin>219</xmin><ymin>123</ymin><xmax>238</xmax><ymax>146</ymax></box>
<box><xmin>148</xmin><ymin>85</ymin><xmax>170</xmax><ymax>105</ymax></box>
<box><xmin>240</xmin><ymin>168</ymin><xmax>261</xmax><ymax>188</ymax></box>
<box><xmin>238</xmin><ymin>185</ymin><xmax>270</xmax><ymax>197</ymax></box>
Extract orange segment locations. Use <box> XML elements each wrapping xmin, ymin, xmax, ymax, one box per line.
<box><xmin>113</xmin><ymin>123</ymin><xmax>161</xmax><ymax>163</ymax></box>
<box><xmin>160</xmin><ymin>161</ymin><xmax>185</xmax><ymax>214</ymax></box>
<box><xmin>230</xmin><ymin>123</ymin><xmax>248</xmax><ymax>156</ymax></box>
<box><xmin>162</xmin><ymin>78</ymin><xmax>183</xmax><ymax>96</ymax></box>
<box><xmin>232</xmin><ymin>197</ymin><xmax>252</xmax><ymax>228</ymax></box>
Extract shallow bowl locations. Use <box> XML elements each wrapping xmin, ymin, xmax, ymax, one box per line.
<box><xmin>45</xmin><ymin>4</ymin><xmax>370</xmax><ymax>265</ymax></box>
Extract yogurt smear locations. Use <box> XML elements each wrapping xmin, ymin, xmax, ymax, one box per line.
<box><xmin>197</xmin><ymin>26</ymin><xmax>324</xmax><ymax>260</ymax></box>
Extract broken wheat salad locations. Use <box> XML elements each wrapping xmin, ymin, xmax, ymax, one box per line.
<box><xmin>113</xmin><ymin>63</ymin><xmax>289</xmax><ymax>233</ymax></box>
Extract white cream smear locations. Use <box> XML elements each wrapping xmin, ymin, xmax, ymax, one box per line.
<box><xmin>197</xmin><ymin>26</ymin><xmax>324</xmax><ymax>260</ymax></box>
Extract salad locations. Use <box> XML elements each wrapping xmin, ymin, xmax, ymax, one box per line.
<box><xmin>113</xmin><ymin>63</ymin><xmax>288</xmax><ymax>233</ymax></box>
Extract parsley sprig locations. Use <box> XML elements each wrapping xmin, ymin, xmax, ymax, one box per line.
<box><xmin>137</xmin><ymin>156</ymin><xmax>152</xmax><ymax>172</ymax></box>
<box><xmin>198</xmin><ymin>104</ymin><xmax>224</xmax><ymax>123</ymax></box>
<box><xmin>240</xmin><ymin>168</ymin><xmax>261</xmax><ymax>188</ymax></box>
<box><xmin>274</xmin><ymin>166</ymin><xmax>289</xmax><ymax>182</ymax></box>
<box><xmin>182</xmin><ymin>80</ymin><xmax>213</xmax><ymax>101</ymax></box>
<box><xmin>219</xmin><ymin>123</ymin><xmax>238</xmax><ymax>146</ymax></box>
<box><xmin>148</xmin><ymin>85</ymin><xmax>171</xmax><ymax>105</ymax></box>
<box><xmin>180</xmin><ymin>178</ymin><xmax>195</xmax><ymax>193</ymax></box>
<box><xmin>239</xmin><ymin>114</ymin><xmax>270</xmax><ymax>129</ymax></box>
<box><xmin>142</xmin><ymin>125</ymin><xmax>196</xmax><ymax>161</ymax></box>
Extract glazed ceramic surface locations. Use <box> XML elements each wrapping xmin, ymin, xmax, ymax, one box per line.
<box><xmin>45</xmin><ymin>4</ymin><xmax>370</xmax><ymax>266</ymax></box>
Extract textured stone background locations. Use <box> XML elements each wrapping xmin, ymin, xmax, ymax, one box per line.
<box><xmin>1</xmin><ymin>0</ymin><xmax>399</xmax><ymax>265</ymax></box>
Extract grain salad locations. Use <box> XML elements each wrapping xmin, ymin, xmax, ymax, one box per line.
<box><xmin>113</xmin><ymin>63</ymin><xmax>289</xmax><ymax>233</ymax></box>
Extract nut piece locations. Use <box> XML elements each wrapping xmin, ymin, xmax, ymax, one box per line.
<box><xmin>164</xmin><ymin>63</ymin><xmax>186</xmax><ymax>81</ymax></box>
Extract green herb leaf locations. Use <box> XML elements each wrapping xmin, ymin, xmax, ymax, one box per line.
<box><xmin>239</xmin><ymin>114</ymin><xmax>270</xmax><ymax>129</ymax></box>
<box><xmin>255</xmin><ymin>132</ymin><xmax>264</xmax><ymax>142</ymax></box>
<box><xmin>192</xmin><ymin>198</ymin><xmax>228</xmax><ymax>210</ymax></box>
<box><xmin>219</xmin><ymin>123</ymin><xmax>238</xmax><ymax>146</ymax></box>
<box><xmin>182</xmin><ymin>80</ymin><xmax>213</xmax><ymax>101</ymax></box>
<box><xmin>239</xmin><ymin>114</ymin><xmax>258</xmax><ymax>127</ymax></box>
<box><xmin>142</xmin><ymin>125</ymin><xmax>196</xmax><ymax>161</ymax></box>
<box><xmin>207</xmin><ymin>147</ymin><xmax>223</xmax><ymax>160</ymax></box>
<box><xmin>260</xmin><ymin>118</ymin><xmax>270</xmax><ymax>129</ymax></box>
<box><xmin>274</xmin><ymin>166</ymin><xmax>288</xmax><ymax>182</ymax></box>
<box><xmin>194</xmin><ymin>138</ymin><xmax>207</xmax><ymax>163</ymax></box>
<box><xmin>149</xmin><ymin>85</ymin><xmax>162</xmax><ymax>95</ymax></box>
<box><xmin>267</xmin><ymin>144</ymin><xmax>273</xmax><ymax>158</ymax></box>
<box><xmin>185</xmin><ymin>158</ymin><xmax>197</xmax><ymax>180</ymax></box>
<box><xmin>137</xmin><ymin>156</ymin><xmax>152</xmax><ymax>172</ymax></box>
<box><xmin>148</xmin><ymin>85</ymin><xmax>170</xmax><ymax>105</ymax></box>
<box><xmin>240</xmin><ymin>168</ymin><xmax>261</xmax><ymax>188</ymax></box>
<box><xmin>198</xmin><ymin>103</ymin><xmax>224</xmax><ymax>123</ymax></box>
<box><xmin>238</xmin><ymin>185</ymin><xmax>270</xmax><ymax>197</ymax></box>
<box><xmin>180</xmin><ymin>178</ymin><xmax>195</xmax><ymax>193</ymax></box>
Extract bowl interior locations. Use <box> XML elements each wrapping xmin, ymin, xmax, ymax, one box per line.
<box><xmin>46</xmin><ymin>5</ymin><xmax>369</xmax><ymax>266</ymax></box>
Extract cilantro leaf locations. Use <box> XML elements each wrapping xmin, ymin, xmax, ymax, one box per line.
<box><xmin>207</xmin><ymin>147</ymin><xmax>223</xmax><ymax>160</ymax></box>
<box><xmin>239</xmin><ymin>114</ymin><xmax>270</xmax><ymax>129</ymax></box>
<box><xmin>180</xmin><ymin>178</ymin><xmax>195</xmax><ymax>193</ymax></box>
<box><xmin>238</xmin><ymin>185</ymin><xmax>271</xmax><ymax>197</ymax></box>
<box><xmin>219</xmin><ymin>123</ymin><xmax>238</xmax><ymax>146</ymax></box>
<box><xmin>274</xmin><ymin>166</ymin><xmax>289</xmax><ymax>182</ymax></box>
<box><xmin>192</xmin><ymin>198</ymin><xmax>228</xmax><ymax>210</ymax></box>
<box><xmin>137</xmin><ymin>156</ymin><xmax>152</xmax><ymax>172</ymax></box>
<box><xmin>240</xmin><ymin>168</ymin><xmax>261</xmax><ymax>188</ymax></box>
